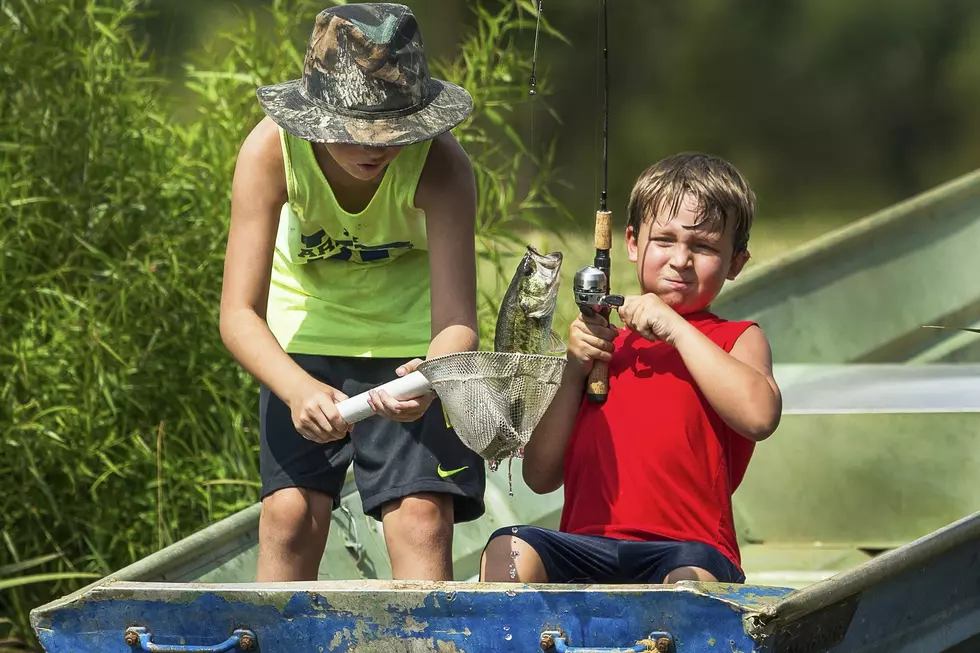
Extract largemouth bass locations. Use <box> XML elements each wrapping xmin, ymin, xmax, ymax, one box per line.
<box><xmin>494</xmin><ymin>246</ymin><xmax>565</xmax><ymax>354</ymax></box>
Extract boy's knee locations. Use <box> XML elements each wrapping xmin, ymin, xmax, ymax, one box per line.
<box><xmin>259</xmin><ymin>488</ymin><xmax>333</xmax><ymax>549</ymax></box>
<box><xmin>480</xmin><ymin>532</ymin><xmax>548</xmax><ymax>583</ymax></box>
<box><xmin>382</xmin><ymin>493</ymin><xmax>453</xmax><ymax>548</ymax></box>
<box><xmin>662</xmin><ymin>566</ymin><xmax>718</xmax><ymax>584</ymax></box>
<box><xmin>660</xmin><ymin>541</ymin><xmax>734</xmax><ymax>584</ymax></box>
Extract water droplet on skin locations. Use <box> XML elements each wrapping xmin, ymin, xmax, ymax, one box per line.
<box><xmin>509</xmin><ymin>566</ymin><xmax>517</xmax><ymax>579</ymax></box>
<box><xmin>510</xmin><ymin>550</ymin><xmax>520</xmax><ymax>558</ymax></box>
<box><xmin>529</xmin><ymin>89</ymin><xmax>537</xmax><ymax>96</ymax></box>
<box><xmin>505</xmin><ymin>634</ymin><xmax>513</xmax><ymax>641</ymax></box>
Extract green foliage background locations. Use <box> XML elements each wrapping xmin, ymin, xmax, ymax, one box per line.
<box><xmin>0</xmin><ymin>0</ymin><xmax>570</xmax><ymax>648</ymax></box>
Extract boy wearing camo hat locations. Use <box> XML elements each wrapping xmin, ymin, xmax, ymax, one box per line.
<box><xmin>220</xmin><ymin>3</ymin><xmax>484</xmax><ymax>582</ymax></box>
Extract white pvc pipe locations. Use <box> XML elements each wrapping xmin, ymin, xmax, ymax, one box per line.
<box><xmin>335</xmin><ymin>370</ymin><xmax>432</xmax><ymax>424</ymax></box>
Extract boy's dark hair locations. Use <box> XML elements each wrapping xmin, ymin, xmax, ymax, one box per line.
<box><xmin>627</xmin><ymin>152</ymin><xmax>756</xmax><ymax>255</ymax></box>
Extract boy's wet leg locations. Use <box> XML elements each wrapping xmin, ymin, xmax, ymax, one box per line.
<box><xmin>381</xmin><ymin>492</ymin><xmax>455</xmax><ymax>580</ymax></box>
<box><xmin>256</xmin><ymin>487</ymin><xmax>334</xmax><ymax>582</ymax></box>
<box><xmin>479</xmin><ymin>532</ymin><xmax>548</xmax><ymax>583</ymax></box>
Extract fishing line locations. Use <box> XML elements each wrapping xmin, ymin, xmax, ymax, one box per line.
<box><xmin>591</xmin><ymin>0</ymin><xmax>610</xmax><ymax>220</ymax></box>
<box><xmin>527</xmin><ymin>0</ymin><xmax>544</xmax><ymax>171</ymax></box>
<box><xmin>529</xmin><ymin>0</ymin><xmax>543</xmax><ymax>97</ymax></box>
<box><xmin>593</xmin><ymin>1</ymin><xmax>601</xmax><ymax>210</ymax></box>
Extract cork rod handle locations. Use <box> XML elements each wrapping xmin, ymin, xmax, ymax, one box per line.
<box><xmin>587</xmin><ymin>210</ymin><xmax>613</xmax><ymax>403</ymax></box>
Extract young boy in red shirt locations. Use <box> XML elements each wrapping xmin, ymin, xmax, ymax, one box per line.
<box><xmin>480</xmin><ymin>152</ymin><xmax>782</xmax><ymax>585</ymax></box>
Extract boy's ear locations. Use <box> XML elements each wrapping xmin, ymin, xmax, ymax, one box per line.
<box><xmin>625</xmin><ymin>225</ymin><xmax>638</xmax><ymax>262</ymax></box>
<box><xmin>727</xmin><ymin>249</ymin><xmax>751</xmax><ymax>280</ymax></box>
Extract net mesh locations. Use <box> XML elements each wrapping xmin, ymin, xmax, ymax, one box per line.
<box><xmin>418</xmin><ymin>350</ymin><xmax>567</xmax><ymax>461</ymax></box>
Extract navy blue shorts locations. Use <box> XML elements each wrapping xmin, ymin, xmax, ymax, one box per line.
<box><xmin>486</xmin><ymin>525</ymin><xmax>745</xmax><ymax>584</ymax></box>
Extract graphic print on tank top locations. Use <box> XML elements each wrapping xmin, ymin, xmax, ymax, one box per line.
<box><xmin>296</xmin><ymin>226</ymin><xmax>412</xmax><ymax>263</ymax></box>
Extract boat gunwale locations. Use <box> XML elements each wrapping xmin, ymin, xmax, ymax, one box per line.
<box><xmin>752</xmin><ymin>508</ymin><xmax>980</xmax><ymax>630</ymax></box>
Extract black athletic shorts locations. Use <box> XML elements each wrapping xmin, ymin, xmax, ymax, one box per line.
<box><xmin>260</xmin><ymin>353</ymin><xmax>487</xmax><ymax>522</ymax></box>
<box><xmin>485</xmin><ymin>525</ymin><xmax>745</xmax><ymax>584</ymax></box>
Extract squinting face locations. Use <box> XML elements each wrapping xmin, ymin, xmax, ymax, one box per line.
<box><xmin>627</xmin><ymin>193</ymin><xmax>749</xmax><ymax>315</ymax></box>
<box><xmin>324</xmin><ymin>142</ymin><xmax>404</xmax><ymax>181</ymax></box>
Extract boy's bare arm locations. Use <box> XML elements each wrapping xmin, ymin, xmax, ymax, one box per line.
<box><xmin>416</xmin><ymin>132</ymin><xmax>480</xmax><ymax>357</ymax></box>
<box><xmin>522</xmin><ymin>314</ymin><xmax>616</xmax><ymax>494</ymax></box>
<box><xmin>520</xmin><ymin>366</ymin><xmax>584</xmax><ymax>494</ymax></box>
<box><xmin>671</xmin><ymin>321</ymin><xmax>781</xmax><ymax>441</ymax></box>
<box><xmin>219</xmin><ymin>117</ymin><xmax>349</xmax><ymax>439</ymax></box>
<box><xmin>618</xmin><ymin>293</ymin><xmax>781</xmax><ymax>441</ymax></box>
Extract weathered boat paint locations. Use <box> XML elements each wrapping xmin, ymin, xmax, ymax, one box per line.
<box><xmin>32</xmin><ymin>580</ymin><xmax>792</xmax><ymax>652</ymax></box>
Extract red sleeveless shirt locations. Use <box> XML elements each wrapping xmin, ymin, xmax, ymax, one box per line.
<box><xmin>559</xmin><ymin>310</ymin><xmax>758</xmax><ymax>570</ymax></box>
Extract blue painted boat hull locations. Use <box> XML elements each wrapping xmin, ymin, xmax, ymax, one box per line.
<box><xmin>33</xmin><ymin>581</ymin><xmax>789</xmax><ymax>653</ymax></box>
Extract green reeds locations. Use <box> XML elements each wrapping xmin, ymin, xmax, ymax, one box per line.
<box><xmin>0</xmin><ymin>0</ymin><xmax>570</xmax><ymax>649</ymax></box>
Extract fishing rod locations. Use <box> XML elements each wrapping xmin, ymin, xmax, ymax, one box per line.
<box><xmin>528</xmin><ymin>0</ymin><xmax>620</xmax><ymax>402</ymax></box>
<box><xmin>573</xmin><ymin>0</ymin><xmax>623</xmax><ymax>403</ymax></box>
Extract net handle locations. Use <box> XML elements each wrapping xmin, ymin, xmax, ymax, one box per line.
<box><xmin>335</xmin><ymin>371</ymin><xmax>431</xmax><ymax>424</ymax></box>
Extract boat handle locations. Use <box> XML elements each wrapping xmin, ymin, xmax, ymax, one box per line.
<box><xmin>124</xmin><ymin>627</ymin><xmax>256</xmax><ymax>652</ymax></box>
<box><xmin>540</xmin><ymin>630</ymin><xmax>673</xmax><ymax>653</ymax></box>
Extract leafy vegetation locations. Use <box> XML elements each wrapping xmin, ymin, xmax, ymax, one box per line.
<box><xmin>0</xmin><ymin>0</ymin><xmax>570</xmax><ymax>648</ymax></box>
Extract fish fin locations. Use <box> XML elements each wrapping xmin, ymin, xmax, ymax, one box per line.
<box><xmin>547</xmin><ymin>329</ymin><xmax>566</xmax><ymax>354</ymax></box>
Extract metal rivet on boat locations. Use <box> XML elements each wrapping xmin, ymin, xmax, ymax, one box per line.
<box><xmin>539</xmin><ymin>630</ymin><xmax>564</xmax><ymax>650</ymax></box>
<box><xmin>240</xmin><ymin>632</ymin><xmax>256</xmax><ymax>650</ymax></box>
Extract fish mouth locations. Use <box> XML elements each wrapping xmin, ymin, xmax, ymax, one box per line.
<box><xmin>527</xmin><ymin>245</ymin><xmax>563</xmax><ymax>271</ymax></box>
<box><xmin>518</xmin><ymin>245</ymin><xmax>563</xmax><ymax>318</ymax></box>
<box><xmin>526</xmin><ymin>246</ymin><xmax>563</xmax><ymax>285</ymax></box>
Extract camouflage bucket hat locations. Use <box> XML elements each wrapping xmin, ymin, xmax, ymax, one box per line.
<box><xmin>257</xmin><ymin>3</ymin><xmax>473</xmax><ymax>147</ymax></box>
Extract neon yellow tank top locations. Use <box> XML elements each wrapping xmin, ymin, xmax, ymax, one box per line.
<box><xmin>266</xmin><ymin>128</ymin><xmax>433</xmax><ymax>358</ymax></box>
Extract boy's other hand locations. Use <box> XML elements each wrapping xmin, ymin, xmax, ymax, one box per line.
<box><xmin>288</xmin><ymin>379</ymin><xmax>352</xmax><ymax>443</ymax></box>
<box><xmin>567</xmin><ymin>313</ymin><xmax>617</xmax><ymax>375</ymax></box>
<box><xmin>618</xmin><ymin>293</ymin><xmax>682</xmax><ymax>344</ymax></box>
<box><xmin>368</xmin><ymin>358</ymin><xmax>435</xmax><ymax>423</ymax></box>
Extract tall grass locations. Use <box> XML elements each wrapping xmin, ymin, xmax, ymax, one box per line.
<box><xmin>0</xmin><ymin>0</ymin><xmax>570</xmax><ymax>648</ymax></box>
